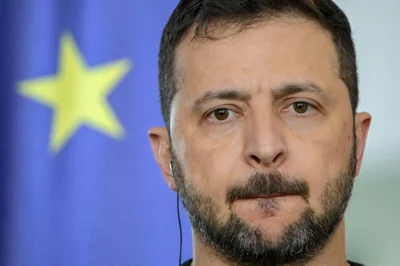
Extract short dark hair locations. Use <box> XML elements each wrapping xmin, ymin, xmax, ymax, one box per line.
<box><xmin>158</xmin><ymin>0</ymin><xmax>358</xmax><ymax>129</ymax></box>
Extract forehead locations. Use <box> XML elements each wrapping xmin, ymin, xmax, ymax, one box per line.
<box><xmin>174</xmin><ymin>18</ymin><xmax>341</xmax><ymax>99</ymax></box>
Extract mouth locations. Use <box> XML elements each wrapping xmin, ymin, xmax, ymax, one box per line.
<box><xmin>245</xmin><ymin>193</ymin><xmax>296</xmax><ymax>200</ymax></box>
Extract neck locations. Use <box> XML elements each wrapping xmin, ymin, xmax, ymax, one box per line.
<box><xmin>190</xmin><ymin>220</ymin><xmax>349</xmax><ymax>266</ymax></box>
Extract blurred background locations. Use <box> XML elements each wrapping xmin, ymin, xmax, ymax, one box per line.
<box><xmin>0</xmin><ymin>0</ymin><xmax>398</xmax><ymax>265</ymax></box>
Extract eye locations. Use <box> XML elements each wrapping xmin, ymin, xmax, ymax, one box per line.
<box><xmin>207</xmin><ymin>108</ymin><xmax>234</xmax><ymax>122</ymax></box>
<box><xmin>287</xmin><ymin>101</ymin><xmax>317</xmax><ymax>117</ymax></box>
<box><xmin>293</xmin><ymin>102</ymin><xmax>309</xmax><ymax>113</ymax></box>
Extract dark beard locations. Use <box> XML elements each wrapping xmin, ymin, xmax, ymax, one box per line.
<box><xmin>171</xmin><ymin>140</ymin><xmax>357</xmax><ymax>266</ymax></box>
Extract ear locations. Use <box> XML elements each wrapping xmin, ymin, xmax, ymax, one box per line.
<box><xmin>354</xmin><ymin>112</ymin><xmax>372</xmax><ymax>176</ymax></box>
<box><xmin>148</xmin><ymin>127</ymin><xmax>177</xmax><ymax>191</ymax></box>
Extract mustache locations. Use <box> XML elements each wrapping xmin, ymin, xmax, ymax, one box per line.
<box><xmin>226</xmin><ymin>170</ymin><xmax>310</xmax><ymax>204</ymax></box>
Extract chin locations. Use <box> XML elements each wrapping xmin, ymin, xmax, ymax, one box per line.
<box><xmin>246</xmin><ymin>215</ymin><xmax>294</xmax><ymax>240</ymax></box>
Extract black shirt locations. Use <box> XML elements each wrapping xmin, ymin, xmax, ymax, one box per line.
<box><xmin>181</xmin><ymin>259</ymin><xmax>364</xmax><ymax>266</ymax></box>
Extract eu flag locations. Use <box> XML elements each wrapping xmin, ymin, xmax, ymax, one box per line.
<box><xmin>0</xmin><ymin>1</ymin><xmax>191</xmax><ymax>265</ymax></box>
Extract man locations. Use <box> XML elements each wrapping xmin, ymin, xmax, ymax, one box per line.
<box><xmin>149</xmin><ymin>0</ymin><xmax>371</xmax><ymax>265</ymax></box>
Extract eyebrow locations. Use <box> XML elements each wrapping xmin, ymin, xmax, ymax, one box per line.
<box><xmin>190</xmin><ymin>81</ymin><xmax>329</xmax><ymax>114</ymax></box>
<box><xmin>273</xmin><ymin>82</ymin><xmax>328</xmax><ymax>100</ymax></box>
<box><xmin>191</xmin><ymin>89</ymin><xmax>251</xmax><ymax>114</ymax></box>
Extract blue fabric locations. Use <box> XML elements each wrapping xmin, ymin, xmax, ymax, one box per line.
<box><xmin>0</xmin><ymin>1</ymin><xmax>193</xmax><ymax>265</ymax></box>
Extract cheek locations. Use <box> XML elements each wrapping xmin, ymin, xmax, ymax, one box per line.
<box><xmin>181</xmin><ymin>125</ymin><xmax>244</xmax><ymax>207</ymax></box>
<box><xmin>288</xmin><ymin>120</ymin><xmax>353</xmax><ymax>211</ymax></box>
<box><xmin>322</xmin><ymin>121</ymin><xmax>353</xmax><ymax>172</ymax></box>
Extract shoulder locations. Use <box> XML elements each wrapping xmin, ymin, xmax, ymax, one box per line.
<box><xmin>182</xmin><ymin>259</ymin><xmax>363</xmax><ymax>266</ymax></box>
<box><xmin>181</xmin><ymin>259</ymin><xmax>193</xmax><ymax>266</ymax></box>
<box><xmin>348</xmin><ymin>261</ymin><xmax>364</xmax><ymax>266</ymax></box>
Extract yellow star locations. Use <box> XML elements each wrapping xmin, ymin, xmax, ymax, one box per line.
<box><xmin>17</xmin><ymin>33</ymin><xmax>131</xmax><ymax>153</ymax></box>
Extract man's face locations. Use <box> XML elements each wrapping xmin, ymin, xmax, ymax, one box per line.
<box><xmin>151</xmin><ymin>17</ymin><xmax>371</xmax><ymax>266</ymax></box>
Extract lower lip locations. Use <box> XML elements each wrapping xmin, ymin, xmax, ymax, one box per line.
<box><xmin>247</xmin><ymin>194</ymin><xmax>292</xmax><ymax>200</ymax></box>
<box><xmin>231</xmin><ymin>196</ymin><xmax>290</xmax><ymax>219</ymax></box>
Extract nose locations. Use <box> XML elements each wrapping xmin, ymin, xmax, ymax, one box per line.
<box><xmin>243</xmin><ymin>114</ymin><xmax>287</xmax><ymax>170</ymax></box>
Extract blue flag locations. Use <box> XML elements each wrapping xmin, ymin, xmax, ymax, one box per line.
<box><xmin>0</xmin><ymin>1</ymin><xmax>192</xmax><ymax>265</ymax></box>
